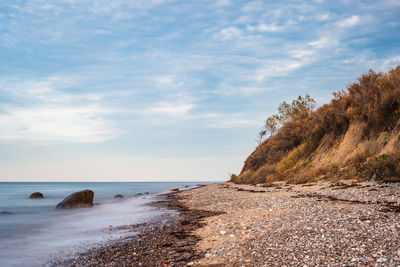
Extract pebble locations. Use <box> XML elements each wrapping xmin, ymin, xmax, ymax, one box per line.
<box><xmin>178</xmin><ymin>182</ymin><xmax>400</xmax><ymax>266</ymax></box>
<box><xmin>52</xmin><ymin>182</ymin><xmax>400</xmax><ymax>266</ymax></box>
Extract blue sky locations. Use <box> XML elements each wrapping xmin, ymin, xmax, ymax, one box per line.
<box><xmin>0</xmin><ymin>0</ymin><xmax>399</xmax><ymax>181</ymax></box>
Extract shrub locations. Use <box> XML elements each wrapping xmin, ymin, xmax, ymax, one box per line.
<box><xmin>237</xmin><ymin>66</ymin><xmax>400</xmax><ymax>184</ymax></box>
<box><xmin>362</xmin><ymin>154</ymin><xmax>399</xmax><ymax>181</ymax></box>
<box><xmin>257</xmin><ymin>94</ymin><xmax>316</xmax><ymax>144</ymax></box>
<box><xmin>252</xmin><ymin>164</ymin><xmax>275</xmax><ymax>184</ymax></box>
<box><xmin>275</xmin><ymin>143</ymin><xmax>308</xmax><ymax>175</ymax></box>
<box><xmin>229</xmin><ymin>173</ymin><xmax>240</xmax><ymax>183</ymax></box>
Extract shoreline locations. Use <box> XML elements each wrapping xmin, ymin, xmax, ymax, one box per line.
<box><xmin>55</xmin><ymin>186</ymin><xmax>223</xmax><ymax>266</ymax></box>
<box><xmin>57</xmin><ymin>181</ymin><xmax>400</xmax><ymax>266</ymax></box>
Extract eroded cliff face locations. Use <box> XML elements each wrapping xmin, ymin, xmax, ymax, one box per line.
<box><xmin>233</xmin><ymin>67</ymin><xmax>400</xmax><ymax>184</ymax></box>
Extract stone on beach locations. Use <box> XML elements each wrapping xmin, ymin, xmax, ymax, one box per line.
<box><xmin>183</xmin><ymin>182</ymin><xmax>400</xmax><ymax>266</ymax></box>
<box><xmin>56</xmin><ymin>189</ymin><xmax>94</xmax><ymax>209</ymax></box>
<box><xmin>170</xmin><ymin>188</ymin><xmax>179</xmax><ymax>192</ymax></box>
<box><xmin>56</xmin><ymin>185</ymin><xmax>220</xmax><ymax>267</ymax></box>
<box><xmin>29</xmin><ymin>192</ymin><xmax>44</xmax><ymax>199</ymax></box>
<box><xmin>114</xmin><ymin>194</ymin><xmax>124</xmax><ymax>199</ymax></box>
<box><xmin>53</xmin><ymin>182</ymin><xmax>400</xmax><ymax>266</ymax></box>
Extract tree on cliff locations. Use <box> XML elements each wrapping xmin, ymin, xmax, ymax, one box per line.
<box><xmin>258</xmin><ymin>94</ymin><xmax>316</xmax><ymax>144</ymax></box>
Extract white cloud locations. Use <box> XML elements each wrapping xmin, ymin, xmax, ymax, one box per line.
<box><xmin>216</xmin><ymin>85</ymin><xmax>263</xmax><ymax>96</ymax></box>
<box><xmin>336</xmin><ymin>15</ymin><xmax>360</xmax><ymax>27</ymax></box>
<box><xmin>316</xmin><ymin>13</ymin><xmax>331</xmax><ymax>21</ymax></box>
<box><xmin>247</xmin><ymin>23</ymin><xmax>285</xmax><ymax>33</ymax></box>
<box><xmin>289</xmin><ymin>49</ymin><xmax>315</xmax><ymax>59</ymax></box>
<box><xmin>380</xmin><ymin>56</ymin><xmax>400</xmax><ymax>70</ymax></box>
<box><xmin>309</xmin><ymin>36</ymin><xmax>337</xmax><ymax>49</ymax></box>
<box><xmin>154</xmin><ymin>75</ymin><xmax>181</xmax><ymax>87</ymax></box>
<box><xmin>0</xmin><ymin>76</ymin><xmax>121</xmax><ymax>143</ymax></box>
<box><xmin>235</xmin><ymin>16</ymin><xmax>253</xmax><ymax>23</ymax></box>
<box><xmin>242</xmin><ymin>1</ymin><xmax>263</xmax><ymax>13</ymax></box>
<box><xmin>145</xmin><ymin>101</ymin><xmax>194</xmax><ymax>116</ymax></box>
<box><xmin>217</xmin><ymin>27</ymin><xmax>241</xmax><ymax>40</ymax></box>
<box><xmin>209</xmin><ymin>119</ymin><xmax>258</xmax><ymax>128</ymax></box>
<box><xmin>215</xmin><ymin>0</ymin><xmax>231</xmax><ymax>6</ymax></box>
<box><xmin>258</xmin><ymin>24</ymin><xmax>281</xmax><ymax>32</ymax></box>
<box><xmin>254</xmin><ymin>60</ymin><xmax>307</xmax><ymax>82</ymax></box>
<box><xmin>207</xmin><ymin>114</ymin><xmax>260</xmax><ymax>128</ymax></box>
<box><xmin>0</xmin><ymin>105</ymin><xmax>120</xmax><ymax>143</ymax></box>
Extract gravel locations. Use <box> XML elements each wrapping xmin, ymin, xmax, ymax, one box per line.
<box><xmin>180</xmin><ymin>182</ymin><xmax>400</xmax><ymax>266</ymax></box>
<box><xmin>52</xmin><ymin>181</ymin><xmax>400</xmax><ymax>266</ymax></box>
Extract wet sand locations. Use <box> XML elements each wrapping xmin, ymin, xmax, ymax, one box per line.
<box><xmin>54</xmin><ymin>187</ymin><xmax>223</xmax><ymax>267</ymax></box>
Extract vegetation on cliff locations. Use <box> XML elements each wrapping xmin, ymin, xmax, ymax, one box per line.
<box><xmin>232</xmin><ymin>66</ymin><xmax>400</xmax><ymax>184</ymax></box>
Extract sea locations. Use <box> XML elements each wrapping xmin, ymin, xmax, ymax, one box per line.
<box><xmin>0</xmin><ymin>182</ymin><xmax>202</xmax><ymax>267</ymax></box>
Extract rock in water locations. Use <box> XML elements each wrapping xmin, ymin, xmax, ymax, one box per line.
<box><xmin>114</xmin><ymin>194</ymin><xmax>124</xmax><ymax>199</ymax></box>
<box><xmin>29</xmin><ymin>192</ymin><xmax>44</xmax><ymax>199</ymax></box>
<box><xmin>56</xmin><ymin>190</ymin><xmax>94</xmax><ymax>209</ymax></box>
<box><xmin>170</xmin><ymin>188</ymin><xmax>179</xmax><ymax>192</ymax></box>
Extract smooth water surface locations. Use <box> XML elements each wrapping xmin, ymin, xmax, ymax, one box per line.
<box><xmin>0</xmin><ymin>182</ymin><xmax>201</xmax><ymax>266</ymax></box>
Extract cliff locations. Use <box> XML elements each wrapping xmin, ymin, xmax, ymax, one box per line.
<box><xmin>233</xmin><ymin>66</ymin><xmax>400</xmax><ymax>184</ymax></box>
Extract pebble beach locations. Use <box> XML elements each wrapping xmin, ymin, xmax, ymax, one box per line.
<box><xmin>59</xmin><ymin>181</ymin><xmax>400</xmax><ymax>266</ymax></box>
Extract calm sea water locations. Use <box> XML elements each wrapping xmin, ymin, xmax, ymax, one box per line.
<box><xmin>0</xmin><ymin>182</ymin><xmax>202</xmax><ymax>267</ymax></box>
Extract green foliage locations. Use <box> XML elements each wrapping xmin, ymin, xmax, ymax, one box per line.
<box><xmin>258</xmin><ymin>94</ymin><xmax>316</xmax><ymax>143</ymax></box>
<box><xmin>277</xmin><ymin>94</ymin><xmax>317</xmax><ymax>123</ymax></box>
<box><xmin>265</xmin><ymin>115</ymin><xmax>279</xmax><ymax>136</ymax></box>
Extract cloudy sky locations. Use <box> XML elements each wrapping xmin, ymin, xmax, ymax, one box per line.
<box><xmin>0</xmin><ymin>0</ymin><xmax>399</xmax><ymax>181</ymax></box>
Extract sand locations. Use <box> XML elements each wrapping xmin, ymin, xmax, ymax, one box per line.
<box><xmin>56</xmin><ymin>181</ymin><xmax>400</xmax><ymax>266</ymax></box>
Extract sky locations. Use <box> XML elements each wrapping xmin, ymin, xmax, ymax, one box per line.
<box><xmin>0</xmin><ymin>0</ymin><xmax>399</xmax><ymax>182</ymax></box>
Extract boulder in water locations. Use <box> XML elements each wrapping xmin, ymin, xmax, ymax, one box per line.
<box><xmin>113</xmin><ymin>194</ymin><xmax>124</xmax><ymax>199</ymax></box>
<box><xmin>56</xmin><ymin>190</ymin><xmax>94</xmax><ymax>209</ymax></box>
<box><xmin>29</xmin><ymin>192</ymin><xmax>44</xmax><ymax>199</ymax></box>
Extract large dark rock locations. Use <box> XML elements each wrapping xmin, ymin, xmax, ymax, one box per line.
<box><xmin>29</xmin><ymin>192</ymin><xmax>44</xmax><ymax>199</ymax></box>
<box><xmin>56</xmin><ymin>190</ymin><xmax>94</xmax><ymax>209</ymax></box>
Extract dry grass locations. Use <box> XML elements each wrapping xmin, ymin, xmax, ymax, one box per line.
<box><xmin>275</xmin><ymin>143</ymin><xmax>308</xmax><ymax>175</ymax></box>
<box><xmin>236</xmin><ymin>66</ymin><xmax>400</xmax><ymax>184</ymax></box>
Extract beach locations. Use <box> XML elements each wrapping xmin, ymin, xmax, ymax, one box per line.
<box><xmin>0</xmin><ymin>182</ymin><xmax>199</xmax><ymax>266</ymax></box>
<box><xmin>55</xmin><ymin>185</ymin><xmax>222</xmax><ymax>266</ymax></box>
<box><xmin>57</xmin><ymin>181</ymin><xmax>400</xmax><ymax>266</ymax></box>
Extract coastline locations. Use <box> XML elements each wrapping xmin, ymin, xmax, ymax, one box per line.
<box><xmin>55</xmin><ymin>186</ymin><xmax>223</xmax><ymax>266</ymax></box>
<box><xmin>58</xmin><ymin>181</ymin><xmax>400</xmax><ymax>266</ymax></box>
